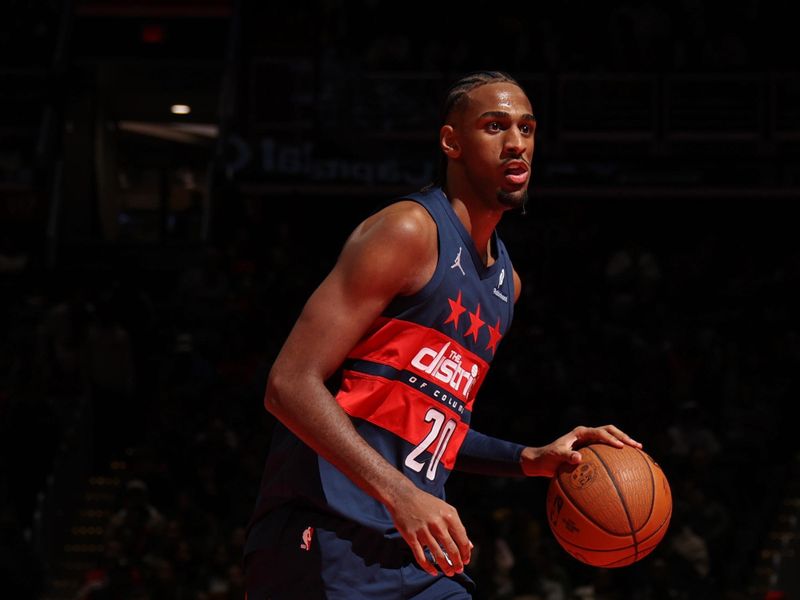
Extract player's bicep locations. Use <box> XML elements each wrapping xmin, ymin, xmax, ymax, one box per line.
<box><xmin>279</xmin><ymin>265</ymin><xmax>396</xmax><ymax>380</ymax></box>
<box><xmin>513</xmin><ymin>268</ymin><xmax>522</xmax><ymax>303</ymax></box>
<box><xmin>274</xmin><ymin>208</ymin><xmax>435</xmax><ymax>381</ymax></box>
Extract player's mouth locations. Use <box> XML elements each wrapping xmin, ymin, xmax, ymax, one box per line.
<box><xmin>503</xmin><ymin>161</ymin><xmax>529</xmax><ymax>185</ymax></box>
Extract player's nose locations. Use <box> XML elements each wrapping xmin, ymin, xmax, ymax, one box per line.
<box><xmin>502</xmin><ymin>129</ymin><xmax>525</xmax><ymax>157</ymax></box>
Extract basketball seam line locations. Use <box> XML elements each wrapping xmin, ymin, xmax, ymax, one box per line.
<box><xmin>554</xmin><ymin>457</ymin><xmax>632</xmax><ymax>538</ymax></box>
<box><xmin>590</xmin><ymin>445</ymin><xmax>641</xmax><ymax>561</ymax></box>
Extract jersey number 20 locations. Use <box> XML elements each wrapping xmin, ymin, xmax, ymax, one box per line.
<box><xmin>404</xmin><ymin>407</ymin><xmax>456</xmax><ymax>480</ymax></box>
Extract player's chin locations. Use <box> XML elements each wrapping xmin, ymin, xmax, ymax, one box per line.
<box><xmin>497</xmin><ymin>187</ymin><xmax>528</xmax><ymax>209</ymax></box>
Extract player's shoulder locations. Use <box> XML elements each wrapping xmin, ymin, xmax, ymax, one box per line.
<box><xmin>336</xmin><ymin>199</ymin><xmax>439</xmax><ymax>294</ymax></box>
<box><xmin>356</xmin><ymin>199</ymin><xmax>437</xmax><ymax>247</ymax></box>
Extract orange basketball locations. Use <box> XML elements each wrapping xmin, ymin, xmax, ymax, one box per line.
<box><xmin>546</xmin><ymin>443</ymin><xmax>672</xmax><ymax>568</ymax></box>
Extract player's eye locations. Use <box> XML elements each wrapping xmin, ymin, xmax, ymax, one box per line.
<box><xmin>487</xmin><ymin>121</ymin><xmax>502</xmax><ymax>132</ymax></box>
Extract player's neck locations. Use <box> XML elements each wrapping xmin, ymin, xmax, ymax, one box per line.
<box><xmin>445</xmin><ymin>192</ymin><xmax>502</xmax><ymax>267</ymax></box>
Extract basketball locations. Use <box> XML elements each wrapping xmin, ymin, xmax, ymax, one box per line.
<box><xmin>546</xmin><ymin>443</ymin><xmax>672</xmax><ymax>568</ymax></box>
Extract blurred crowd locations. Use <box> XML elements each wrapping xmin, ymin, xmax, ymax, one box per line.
<box><xmin>261</xmin><ymin>0</ymin><xmax>795</xmax><ymax>74</ymax></box>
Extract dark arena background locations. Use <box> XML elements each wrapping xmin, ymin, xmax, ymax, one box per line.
<box><xmin>2</xmin><ymin>1</ymin><xmax>799</xmax><ymax>599</ymax></box>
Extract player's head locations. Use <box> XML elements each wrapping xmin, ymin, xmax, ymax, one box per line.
<box><xmin>435</xmin><ymin>71</ymin><xmax>535</xmax><ymax>211</ymax></box>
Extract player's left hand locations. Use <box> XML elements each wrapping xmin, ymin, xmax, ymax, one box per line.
<box><xmin>519</xmin><ymin>424</ymin><xmax>642</xmax><ymax>477</ymax></box>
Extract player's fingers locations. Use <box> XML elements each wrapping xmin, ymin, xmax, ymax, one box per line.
<box><xmin>421</xmin><ymin>530</ymin><xmax>457</xmax><ymax>576</ymax></box>
<box><xmin>440</xmin><ymin>507</ymin><xmax>471</xmax><ymax>568</ymax></box>
<box><xmin>447</xmin><ymin>523</ymin><xmax>471</xmax><ymax>568</ymax></box>
<box><xmin>601</xmin><ymin>424</ymin><xmax>642</xmax><ymax>447</ymax></box>
<box><xmin>440</xmin><ymin>536</ymin><xmax>464</xmax><ymax>574</ymax></box>
<box><xmin>574</xmin><ymin>425</ymin><xmax>629</xmax><ymax>448</ymax></box>
<box><xmin>429</xmin><ymin>522</ymin><xmax>463</xmax><ymax>573</ymax></box>
<box><xmin>407</xmin><ymin>536</ymin><xmax>438</xmax><ymax>577</ymax></box>
<box><xmin>431</xmin><ymin>546</ymin><xmax>456</xmax><ymax>576</ymax></box>
<box><xmin>599</xmin><ymin>425</ymin><xmax>641</xmax><ymax>447</ymax></box>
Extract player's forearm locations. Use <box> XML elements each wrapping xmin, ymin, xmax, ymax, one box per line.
<box><xmin>454</xmin><ymin>429</ymin><xmax>527</xmax><ymax>477</ymax></box>
<box><xmin>264</xmin><ymin>369</ymin><xmax>417</xmax><ymax>510</ymax></box>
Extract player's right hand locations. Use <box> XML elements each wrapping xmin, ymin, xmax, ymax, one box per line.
<box><xmin>387</xmin><ymin>485</ymin><xmax>472</xmax><ymax>577</ymax></box>
<box><xmin>520</xmin><ymin>424</ymin><xmax>642</xmax><ymax>477</ymax></box>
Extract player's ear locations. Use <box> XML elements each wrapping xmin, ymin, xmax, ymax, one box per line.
<box><xmin>440</xmin><ymin>125</ymin><xmax>461</xmax><ymax>158</ymax></box>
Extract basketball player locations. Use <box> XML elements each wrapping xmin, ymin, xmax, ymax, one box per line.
<box><xmin>244</xmin><ymin>71</ymin><xmax>642</xmax><ymax>599</ymax></box>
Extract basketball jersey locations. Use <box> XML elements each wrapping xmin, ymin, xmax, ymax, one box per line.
<box><xmin>245</xmin><ymin>186</ymin><xmax>515</xmax><ymax>554</ymax></box>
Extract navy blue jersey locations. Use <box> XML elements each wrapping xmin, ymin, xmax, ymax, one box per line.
<box><xmin>245</xmin><ymin>186</ymin><xmax>515</xmax><ymax>555</ymax></box>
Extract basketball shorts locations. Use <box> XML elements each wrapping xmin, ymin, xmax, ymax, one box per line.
<box><xmin>244</xmin><ymin>503</ymin><xmax>475</xmax><ymax>599</ymax></box>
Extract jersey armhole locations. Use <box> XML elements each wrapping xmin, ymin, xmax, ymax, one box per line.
<box><xmin>382</xmin><ymin>197</ymin><xmax>446</xmax><ymax>315</ymax></box>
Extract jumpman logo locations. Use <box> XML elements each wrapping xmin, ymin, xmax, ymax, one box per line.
<box><xmin>451</xmin><ymin>247</ymin><xmax>466</xmax><ymax>276</ymax></box>
<box><xmin>300</xmin><ymin>526</ymin><xmax>314</xmax><ymax>551</ymax></box>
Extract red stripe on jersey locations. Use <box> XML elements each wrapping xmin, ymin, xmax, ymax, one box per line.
<box><xmin>347</xmin><ymin>317</ymin><xmax>488</xmax><ymax>408</ymax></box>
<box><xmin>337</xmin><ymin>371</ymin><xmax>468</xmax><ymax>469</ymax></box>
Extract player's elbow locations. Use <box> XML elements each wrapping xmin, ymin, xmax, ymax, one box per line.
<box><xmin>264</xmin><ymin>359</ymin><xmax>325</xmax><ymax>420</ymax></box>
<box><xmin>263</xmin><ymin>367</ymin><xmax>290</xmax><ymax>416</ymax></box>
